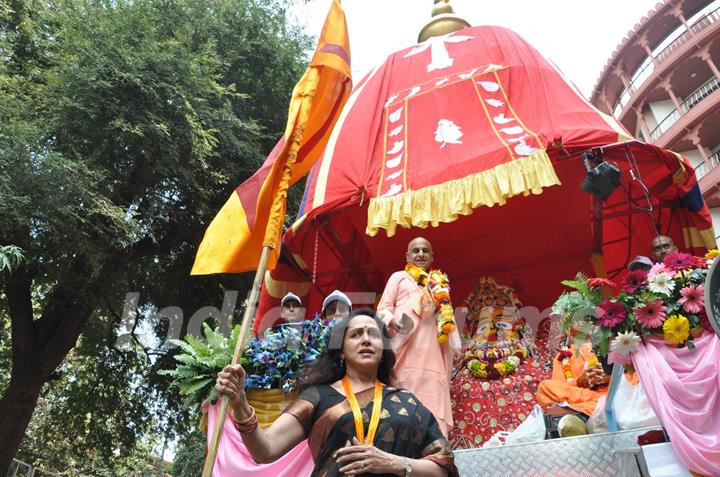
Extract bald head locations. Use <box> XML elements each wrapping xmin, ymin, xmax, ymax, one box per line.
<box><xmin>651</xmin><ymin>235</ymin><xmax>677</xmax><ymax>262</ymax></box>
<box><xmin>406</xmin><ymin>237</ymin><xmax>433</xmax><ymax>270</ymax></box>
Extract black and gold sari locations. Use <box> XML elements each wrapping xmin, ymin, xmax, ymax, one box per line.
<box><xmin>284</xmin><ymin>385</ymin><xmax>458</xmax><ymax>477</ymax></box>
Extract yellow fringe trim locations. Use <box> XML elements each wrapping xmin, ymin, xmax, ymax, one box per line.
<box><xmin>366</xmin><ymin>150</ymin><xmax>561</xmax><ymax>237</ymax></box>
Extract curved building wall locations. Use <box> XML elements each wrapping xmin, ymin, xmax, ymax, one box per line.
<box><xmin>592</xmin><ymin>0</ymin><xmax>720</xmax><ymax>242</ymax></box>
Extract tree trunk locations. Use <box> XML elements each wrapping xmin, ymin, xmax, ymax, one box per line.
<box><xmin>1</xmin><ymin>267</ymin><xmax>94</xmax><ymax>472</ymax></box>
<box><xmin>0</xmin><ymin>370</ymin><xmax>45</xmax><ymax>472</ymax></box>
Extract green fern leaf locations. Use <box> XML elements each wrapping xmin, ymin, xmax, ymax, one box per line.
<box><xmin>184</xmin><ymin>334</ymin><xmax>210</xmax><ymax>356</ymax></box>
<box><xmin>204</xmin><ymin>322</ymin><xmax>225</xmax><ymax>350</ymax></box>
<box><xmin>178</xmin><ymin>377</ymin><xmax>213</xmax><ymax>395</ymax></box>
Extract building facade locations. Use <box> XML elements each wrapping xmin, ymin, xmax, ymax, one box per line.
<box><xmin>591</xmin><ymin>0</ymin><xmax>720</xmax><ymax>238</ymax></box>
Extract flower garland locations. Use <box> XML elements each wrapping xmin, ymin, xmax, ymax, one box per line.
<box><xmin>405</xmin><ymin>263</ymin><xmax>456</xmax><ymax>343</ymax></box>
<box><xmin>557</xmin><ymin>347</ymin><xmax>573</xmax><ymax>382</ymax></box>
<box><xmin>464</xmin><ymin>342</ymin><xmax>529</xmax><ymax>363</ymax></box>
<box><xmin>465</xmin><ymin>342</ymin><xmax>528</xmax><ymax>379</ymax></box>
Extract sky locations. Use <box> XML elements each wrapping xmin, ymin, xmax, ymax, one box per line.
<box><xmin>289</xmin><ymin>0</ymin><xmax>663</xmax><ymax>98</ymax></box>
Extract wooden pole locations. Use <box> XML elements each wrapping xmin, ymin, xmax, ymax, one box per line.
<box><xmin>201</xmin><ymin>245</ymin><xmax>272</xmax><ymax>477</ymax></box>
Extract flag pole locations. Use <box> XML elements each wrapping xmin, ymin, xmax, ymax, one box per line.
<box><xmin>201</xmin><ymin>245</ymin><xmax>272</xmax><ymax>477</ymax></box>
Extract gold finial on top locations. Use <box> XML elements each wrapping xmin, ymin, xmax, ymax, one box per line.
<box><xmin>418</xmin><ymin>0</ymin><xmax>471</xmax><ymax>43</ymax></box>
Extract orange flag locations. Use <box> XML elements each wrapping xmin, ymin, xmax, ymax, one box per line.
<box><xmin>191</xmin><ymin>0</ymin><xmax>352</xmax><ymax>275</ymax></box>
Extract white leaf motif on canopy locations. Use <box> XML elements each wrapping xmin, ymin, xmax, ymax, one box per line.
<box><xmin>387</xmin><ymin>141</ymin><xmax>404</xmax><ymax>155</ymax></box>
<box><xmin>404</xmin><ymin>34</ymin><xmax>474</xmax><ymax>72</ymax></box>
<box><xmin>435</xmin><ymin>119</ymin><xmax>464</xmax><ymax>149</ymax></box>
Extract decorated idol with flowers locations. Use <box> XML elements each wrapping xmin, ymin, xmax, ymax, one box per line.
<box><xmin>377</xmin><ymin>237</ymin><xmax>461</xmax><ymax>436</ymax></box>
<box><xmin>461</xmin><ymin>277</ymin><xmax>532</xmax><ymax>380</ymax></box>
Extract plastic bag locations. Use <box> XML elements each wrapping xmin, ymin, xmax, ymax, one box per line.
<box><xmin>587</xmin><ymin>377</ymin><xmax>659</xmax><ymax>433</ymax></box>
<box><xmin>587</xmin><ymin>395</ymin><xmax>609</xmax><ymax>434</ymax></box>
<box><xmin>504</xmin><ymin>405</ymin><xmax>546</xmax><ymax>445</ymax></box>
<box><xmin>482</xmin><ymin>431</ymin><xmax>511</xmax><ymax>448</ymax></box>
<box><xmin>614</xmin><ymin>376</ymin><xmax>660</xmax><ymax>430</ymax></box>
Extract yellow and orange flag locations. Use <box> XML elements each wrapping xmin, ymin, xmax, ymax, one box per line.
<box><xmin>191</xmin><ymin>0</ymin><xmax>352</xmax><ymax>275</ymax></box>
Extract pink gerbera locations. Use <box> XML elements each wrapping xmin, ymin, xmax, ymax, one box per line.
<box><xmin>663</xmin><ymin>252</ymin><xmax>696</xmax><ymax>272</ymax></box>
<box><xmin>678</xmin><ymin>284</ymin><xmax>704</xmax><ymax>314</ymax></box>
<box><xmin>647</xmin><ymin>262</ymin><xmax>670</xmax><ymax>279</ymax></box>
<box><xmin>622</xmin><ymin>270</ymin><xmax>648</xmax><ymax>293</ymax></box>
<box><xmin>588</xmin><ymin>277</ymin><xmax>617</xmax><ymax>288</ymax></box>
<box><xmin>634</xmin><ymin>299</ymin><xmax>667</xmax><ymax>328</ymax></box>
<box><xmin>596</xmin><ymin>300</ymin><xmax>627</xmax><ymax>328</ymax></box>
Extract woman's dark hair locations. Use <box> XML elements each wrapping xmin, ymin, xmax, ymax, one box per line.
<box><xmin>297</xmin><ymin>308</ymin><xmax>396</xmax><ymax>390</ymax></box>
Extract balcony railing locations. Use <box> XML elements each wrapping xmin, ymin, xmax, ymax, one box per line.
<box><xmin>613</xmin><ymin>5</ymin><xmax>720</xmax><ymax>113</ymax></box>
<box><xmin>656</xmin><ymin>6</ymin><xmax>720</xmax><ymax>64</ymax></box>
<box><xmin>649</xmin><ymin>76</ymin><xmax>720</xmax><ymax>142</ymax></box>
<box><xmin>696</xmin><ymin>150</ymin><xmax>720</xmax><ymax>179</ymax></box>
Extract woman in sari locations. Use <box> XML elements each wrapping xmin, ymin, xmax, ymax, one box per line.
<box><xmin>216</xmin><ymin>308</ymin><xmax>458</xmax><ymax>477</ymax></box>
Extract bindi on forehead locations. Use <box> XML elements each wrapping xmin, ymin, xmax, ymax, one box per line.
<box><xmin>348</xmin><ymin>316</ymin><xmax>378</xmax><ymax>330</ymax></box>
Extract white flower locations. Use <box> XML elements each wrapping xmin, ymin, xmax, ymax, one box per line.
<box><xmin>610</xmin><ymin>330</ymin><xmax>642</xmax><ymax>356</ymax></box>
<box><xmin>647</xmin><ymin>272</ymin><xmax>675</xmax><ymax>296</ymax></box>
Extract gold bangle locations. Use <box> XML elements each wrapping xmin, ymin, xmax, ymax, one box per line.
<box><xmin>233</xmin><ymin>406</ymin><xmax>256</xmax><ymax>426</ymax></box>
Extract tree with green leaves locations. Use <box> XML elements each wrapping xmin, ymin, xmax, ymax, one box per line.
<box><xmin>0</xmin><ymin>0</ymin><xmax>309</xmax><ymax>471</ymax></box>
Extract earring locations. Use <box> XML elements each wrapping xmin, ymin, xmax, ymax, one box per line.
<box><xmin>340</xmin><ymin>357</ymin><xmax>345</xmax><ymax>368</ymax></box>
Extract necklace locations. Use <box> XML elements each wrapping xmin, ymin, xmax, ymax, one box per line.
<box><xmin>342</xmin><ymin>375</ymin><xmax>383</xmax><ymax>445</ymax></box>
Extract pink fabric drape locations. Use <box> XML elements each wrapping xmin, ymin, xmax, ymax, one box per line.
<box><xmin>204</xmin><ymin>402</ymin><xmax>314</xmax><ymax>477</ymax></box>
<box><xmin>632</xmin><ymin>332</ymin><xmax>720</xmax><ymax>477</ymax></box>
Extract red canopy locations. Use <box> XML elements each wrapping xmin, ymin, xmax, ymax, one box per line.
<box><xmin>253</xmin><ymin>26</ymin><xmax>715</xmax><ymax>334</ymax></box>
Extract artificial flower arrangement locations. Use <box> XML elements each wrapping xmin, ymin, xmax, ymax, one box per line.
<box><xmin>552</xmin><ymin>250</ymin><xmax>717</xmax><ymax>363</ymax></box>
<box><xmin>405</xmin><ymin>263</ymin><xmax>457</xmax><ymax>343</ymax></box>
<box><xmin>160</xmin><ymin>316</ymin><xmax>331</xmax><ymax>408</ymax></box>
<box><xmin>243</xmin><ymin>316</ymin><xmax>332</xmax><ymax>392</ymax></box>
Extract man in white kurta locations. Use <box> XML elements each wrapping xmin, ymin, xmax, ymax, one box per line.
<box><xmin>377</xmin><ymin>237</ymin><xmax>460</xmax><ymax>436</ymax></box>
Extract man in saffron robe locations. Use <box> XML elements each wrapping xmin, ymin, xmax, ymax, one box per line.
<box><xmin>536</xmin><ymin>338</ymin><xmax>610</xmax><ymax>416</ymax></box>
<box><xmin>377</xmin><ymin>237</ymin><xmax>461</xmax><ymax>436</ymax></box>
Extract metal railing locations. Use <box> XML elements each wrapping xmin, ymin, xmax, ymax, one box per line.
<box><xmin>649</xmin><ymin>76</ymin><xmax>720</xmax><ymax>141</ymax></box>
<box><xmin>696</xmin><ymin>150</ymin><xmax>720</xmax><ymax>179</ymax></box>
<box><xmin>656</xmin><ymin>6</ymin><xmax>720</xmax><ymax>64</ymax></box>
<box><xmin>613</xmin><ymin>5</ymin><xmax>720</xmax><ymax>113</ymax></box>
<box><xmin>6</xmin><ymin>459</ymin><xmax>59</xmax><ymax>477</ymax></box>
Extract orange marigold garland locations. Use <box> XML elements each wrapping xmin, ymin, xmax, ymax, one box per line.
<box><xmin>405</xmin><ymin>264</ymin><xmax>456</xmax><ymax>343</ymax></box>
<box><xmin>558</xmin><ymin>347</ymin><xmax>573</xmax><ymax>382</ymax></box>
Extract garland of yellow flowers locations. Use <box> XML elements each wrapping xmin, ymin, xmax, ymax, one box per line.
<box><xmin>405</xmin><ymin>263</ymin><xmax>456</xmax><ymax>343</ymax></box>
